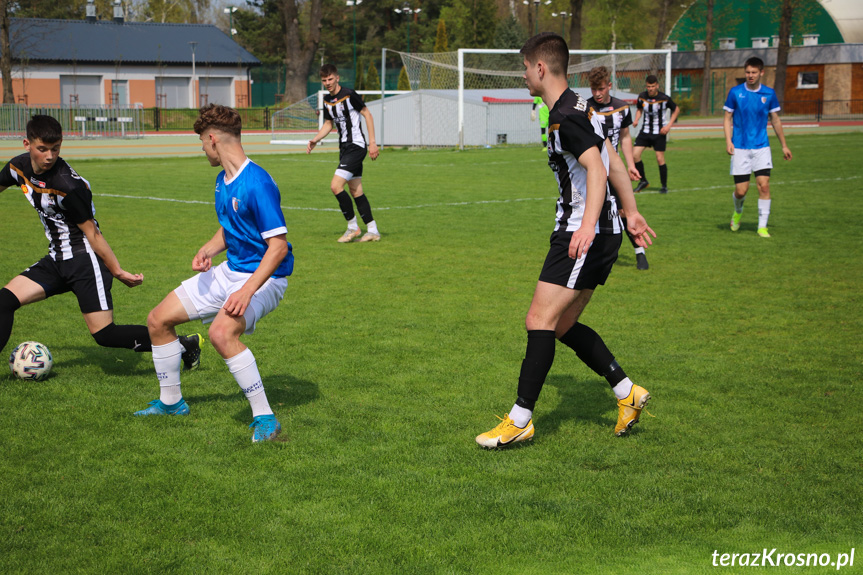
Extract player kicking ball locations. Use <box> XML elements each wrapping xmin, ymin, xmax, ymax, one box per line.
<box><xmin>476</xmin><ymin>34</ymin><xmax>656</xmax><ymax>448</ymax></box>
<box><xmin>0</xmin><ymin>115</ymin><xmax>202</xmax><ymax>369</ymax></box>
<box><xmin>307</xmin><ymin>64</ymin><xmax>381</xmax><ymax>243</ymax></box>
<box><xmin>724</xmin><ymin>56</ymin><xmax>792</xmax><ymax>238</ymax></box>
<box><xmin>134</xmin><ymin>104</ymin><xmax>293</xmax><ymax>443</ymax></box>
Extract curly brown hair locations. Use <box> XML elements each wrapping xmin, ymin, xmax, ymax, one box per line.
<box><xmin>193</xmin><ymin>104</ymin><xmax>242</xmax><ymax>137</ymax></box>
<box><xmin>588</xmin><ymin>66</ymin><xmax>610</xmax><ymax>89</ymax></box>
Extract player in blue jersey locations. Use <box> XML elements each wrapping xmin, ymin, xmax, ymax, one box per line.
<box><xmin>134</xmin><ymin>104</ymin><xmax>292</xmax><ymax>443</ymax></box>
<box><xmin>724</xmin><ymin>57</ymin><xmax>792</xmax><ymax>238</ymax></box>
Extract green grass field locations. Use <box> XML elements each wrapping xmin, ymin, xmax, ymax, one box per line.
<box><xmin>1</xmin><ymin>133</ymin><xmax>861</xmax><ymax>574</ymax></box>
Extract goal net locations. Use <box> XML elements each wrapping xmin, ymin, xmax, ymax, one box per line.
<box><xmin>377</xmin><ymin>48</ymin><xmax>671</xmax><ymax>149</ymax></box>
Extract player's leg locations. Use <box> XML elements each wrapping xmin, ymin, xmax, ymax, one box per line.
<box><xmin>619</xmin><ymin>207</ymin><xmax>647</xmax><ymax>270</ymax></box>
<box><xmin>347</xmin><ymin>177</ymin><xmax>380</xmax><ymax>242</ymax></box>
<box><xmin>0</xmin><ymin>275</ymin><xmax>47</xmax><ymax>352</ymax></box>
<box><xmin>330</xmin><ymin>172</ymin><xmax>361</xmax><ymax>243</ymax></box>
<box><xmin>730</xmin><ymin>150</ymin><xmax>753</xmax><ymax>231</ymax></box>
<box><xmin>755</xmin><ymin>172</ymin><xmax>772</xmax><ymax>237</ymax></box>
<box><xmin>633</xmin><ymin>143</ymin><xmax>649</xmax><ymax>192</ymax></box>
<box><xmin>210</xmin><ymin>275</ymin><xmax>286</xmax><ymax>442</ymax></box>
<box><xmin>655</xmin><ymin>144</ymin><xmax>668</xmax><ymax>193</ymax></box>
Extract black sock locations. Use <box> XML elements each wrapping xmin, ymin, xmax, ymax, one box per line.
<box><xmin>353</xmin><ymin>194</ymin><xmax>374</xmax><ymax>225</ymax></box>
<box><xmin>659</xmin><ymin>164</ymin><xmax>668</xmax><ymax>187</ymax></box>
<box><xmin>92</xmin><ymin>323</ymin><xmax>152</xmax><ymax>352</ymax></box>
<box><xmin>335</xmin><ymin>191</ymin><xmax>355</xmax><ymax>221</ymax></box>
<box><xmin>635</xmin><ymin>161</ymin><xmax>646</xmax><ymax>181</ymax></box>
<box><xmin>0</xmin><ymin>288</ymin><xmax>21</xmax><ymax>352</ymax></box>
<box><xmin>515</xmin><ymin>330</ymin><xmax>556</xmax><ymax>410</ymax></box>
<box><xmin>558</xmin><ymin>323</ymin><xmax>626</xmax><ymax>388</ymax></box>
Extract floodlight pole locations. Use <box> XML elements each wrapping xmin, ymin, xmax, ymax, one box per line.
<box><xmin>189</xmin><ymin>41</ymin><xmax>197</xmax><ymax>108</ymax></box>
<box><xmin>347</xmin><ymin>0</ymin><xmax>362</xmax><ymax>84</ymax></box>
<box><xmin>381</xmin><ymin>47</ymin><xmax>386</xmax><ymax>148</ymax></box>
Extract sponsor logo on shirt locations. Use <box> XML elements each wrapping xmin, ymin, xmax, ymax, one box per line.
<box><xmin>29</xmin><ymin>177</ymin><xmax>46</xmax><ymax>188</ymax></box>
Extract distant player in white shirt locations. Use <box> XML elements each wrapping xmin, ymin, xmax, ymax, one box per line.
<box><xmin>724</xmin><ymin>56</ymin><xmax>792</xmax><ymax>238</ymax></box>
<box><xmin>134</xmin><ymin>104</ymin><xmax>292</xmax><ymax>443</ymax></box>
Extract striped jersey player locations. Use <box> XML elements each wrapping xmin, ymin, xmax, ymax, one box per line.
<box><xmin>633</xmin><ymin>75</ymin><xmax>679</xmax><ymax>193</ymax></box>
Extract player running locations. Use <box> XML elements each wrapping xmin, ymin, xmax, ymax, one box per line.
<box><xmin>724</xmin><ymin>56</ymin><xmax>792</xmax><ymax>238</ymax></box>
<box><xmin>307</xmin><ymin>64</ymin><xmax>381</xmax><ymax>243</ymax></box>
<box><xmin>476</xmin><ymin>33</ymin><xmax>656</xmax><ymax>448</ymax></box>
<box><xmin>0</xmin><ymin>115</ymin><xmax>201</xmax><ymax>367</ymax></box>
<box><xmin>134</xmin><ymin>104</ymin><xmax>292</xmax><ymax>443</ymax></box>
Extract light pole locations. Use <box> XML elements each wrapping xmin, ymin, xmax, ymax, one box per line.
<box><xmin>224</xmin><ymin>6</ymin><xmax>237</xmax><ymax>36</ymax></box>
<box><xmin>523</xmin><ymin>0</ymin><xmax>551</xmax><ymax>35</ymax></box>
<box><xmin>347</xmin><ymin>0</ymin><xmax>362</xmax><ymax>86</ymax></box>
<box><xmin>551</xmin><ymin>10</ymin><xmax>569</xmax><ymax>38</ymax></box>
<box><xmin>394</xmin><ymin>3</ymin><xmax>421</xmax><ymax>54</ymax></box>
<box><xmin>189</xmin><ymin>41</ymin><xmax>197</xmax><ymax>108</ymax></box>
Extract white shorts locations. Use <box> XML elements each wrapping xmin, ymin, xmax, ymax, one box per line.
<box><xmin>175</xmin><ymin>261</ymin><xmax>287</xmax><ymax>334</ymax></box>
<box><xmin>730</xmin><ymin>147</ymin><xmax>773</xmax><ymax>176</ymax></box>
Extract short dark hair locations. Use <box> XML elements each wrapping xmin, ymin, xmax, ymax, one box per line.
<box><xmin>520</xmin><ymin>32</ymin><xmax>569</xmax><ymax>77</ymax></box>
<box><xmin>588</xmin><ymin>66</ymin><xmax>610</xmax><ymax>89</ymax></box>
<box><xmin>193</xmin><ymin>104</ymin><xmax>242</xmax><ymax>137</ymax></box>
<box><xmin>744</xmin><ymin>56</ymin><xmax>764</xmax><ymax>71</ymax></box>
<box><xmin>320</xmin><ymin>64</ymin><xmax>338</xmax><ymax>78</ymax></box>
<box><xmin>645</xmin><ymin>74</ymin><xmax>659</xmax><ymax>85</ymax></box>
<box><xmin>26</xmin><ymin>115</ymin><xmax>63</xmax><ymax>143</ymax></box>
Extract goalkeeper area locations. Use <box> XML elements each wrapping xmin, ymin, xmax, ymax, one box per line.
<box><xmin>272</xmin><ymin>49</ymin><xmax>670</xmax><ymax>149</ymax></box>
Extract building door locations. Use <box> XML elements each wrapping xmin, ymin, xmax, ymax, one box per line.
<box><xmin>199</xmin><ymin>77</ymin><xmax>233</xmax><ymax>106</ymax></box>
<box><xmin>60</xmin><ymin>75</ymin><xmax>102</xmax><ymax>106</ymax></box>
<box><xmin>111</xmin><ymin>80</ymin><xmax>128</xmax><ymax>106</ymax></box>
<box><xmin>156</xmin><ymin>77</ymin><xmax>192</xmax><ymax>108</ymax></box>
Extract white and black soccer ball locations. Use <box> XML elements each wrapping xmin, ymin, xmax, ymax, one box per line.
<box><xmin>9</xmin><ymin>341</ymin><xmax>53</xmax><ymax>381</ymax></box>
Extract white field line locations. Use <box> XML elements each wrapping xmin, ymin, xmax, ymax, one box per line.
<box><xmin>96</xmin><ymin>174</ymin><xmax>860</xmax><ymax>212</ymax></box>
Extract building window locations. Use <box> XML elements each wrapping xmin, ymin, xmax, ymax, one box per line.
<box><xmin>797</xmin><ymin>71</ymin><xmax>819</xmax><ymax>89</ymax></box>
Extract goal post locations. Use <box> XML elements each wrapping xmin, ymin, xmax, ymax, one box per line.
<box><xmin>457</xmin><ymin>48</ymin><xmax>672</xmax><ymax>150</ymax></box>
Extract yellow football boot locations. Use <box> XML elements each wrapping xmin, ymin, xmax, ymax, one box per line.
<box><xmin>615</xmin><ymin>384</ymin><xmax>651</xmax><ymax>436</ymax></box>
<box><xmin>476</xmin><ymin>414</ymin><xmax>534</xmax><ymax>448</ymax></box>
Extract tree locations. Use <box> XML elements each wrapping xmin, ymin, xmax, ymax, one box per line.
<box><xmin>0</xmin><ymin>0</ymin><xmax>11</xmax><ymax>103</ymax></box>
<box><xmin>440</xmin><ymin>0</ymin><xmax>497</xmax><ymax>49</ymax></box>
<box><xmin>699</xmin><ymin>0</ymin><xmax>714</xmax><ymax>116</ymax></box>
<box><xmin>365</xmin><ymin>60</ymin><xmax>380</xmax><ymax>100</ymax></box>
<box><xmin>773</xmin><ymin>0</ymin><xmax>793</xmax><ymax>106</ymax></box>
<box><xmin>279</xmin><ymin>0</ymin><xmax>324</xmax><ymax>103</ymax></box>
<box><xmin>397</xmin><ymin>66</ymin><xmax>410</xmax><ymax>90</ymax></box>
<box><xmin>653</xmin><ymin>0</ymin><xmax>673</xmax><ymax>48</ymax></box>
<box><xmin>433</xmin><ymin>18</ymin><xmax>448</xmax><ymax>53</ymax></box>
<box><xmin>492</xmin><ymin>14</ymin><xmax>525</xmax><ymax>49</ymax></box>
<box><xmin>568</xmin><ymin>0</ymin><xmax>584</xmax><ymax>50</ymax></box>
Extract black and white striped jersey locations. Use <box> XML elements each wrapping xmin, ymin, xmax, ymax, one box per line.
<box><xmin>547</xmin><ymin>89</ymin><xmax>622</xmax><ymax>235</ymax></box>
<box><xmin>0</xmin><ymin>153</ymin><xmax>97</xmax><ymax>261</ymax></box>
<box><xmin>322</xmin><ymin>87</ymin><xmax>368</xmax><ymax>148</ymax></box>
<box><xmin>636</xmin><ymin>90</ymin><xmax>677</xmax><ymax>135</ymax></box>
<box><xmin>587</xmin><ymin>96</ymin><xmax>633</xmax><ymax>152</ymax></box>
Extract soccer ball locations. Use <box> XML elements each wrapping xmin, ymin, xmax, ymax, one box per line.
<box><xmin>9</xmin><ymin>341</ymin><xmax>53</xmax><ymax>381</ymax></box>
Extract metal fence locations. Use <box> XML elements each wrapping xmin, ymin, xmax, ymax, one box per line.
<box><xmin>781</xmin><ymin>100</ymin><xmax>863</xmax><ymax>121</ymax></box>
<box><xmin>146</xmin><ymin>107</ymin><xmax>275</xmax><ymax>132</ymax></box>
<box><xmin>0</xmin><ymin>104</ymin><xmax>144</xmax><ymax>139</ymax></box>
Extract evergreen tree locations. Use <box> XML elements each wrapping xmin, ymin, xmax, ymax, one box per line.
<box><xmin>434</xmin><ymin>18</ymin><xmax>448</xmax><ymax>53</ymax></box>
<box><xmin>365</xmin><ymin>60</ymin><xmax>381</xmax><ymax>101</ymax></box>
<box><xmin>397</xmin><ymin>66</ymin><xmax>411</xmax><ymax>91</ymax></box>
<box><xmin>355</xmin><ymin>58</ymin><xmax>365</xmax><ymax>90</ymax></box>
<box><xmin>493</xmin><ymin>14</ymin><xmax>526</xmax><ymax>49</ymax></box>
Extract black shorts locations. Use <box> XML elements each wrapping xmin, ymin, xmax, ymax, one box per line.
<box><xmin>336</xmin><ymin>144</ymin><xmax>367</xmax><ymax>180</ymax></box>
<box><xmin>634</xmin><ymin>132</ymin><xmax>667</xmax><ymax>152</ymax></box>
<box><xmin>538</xmin><ymin>232</ymin><xmax>622</xmax><ymax>290</ymax></box>
<box><xmin>21</xmin><ymin>253</ymin><xmax>114</xmax><ymax>313</ymax></box>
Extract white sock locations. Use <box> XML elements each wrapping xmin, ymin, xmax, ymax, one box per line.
<box><xmin>225</xmin><ymin>348</ymin><xmax>273</xmax><ymax>418</ymax></box>
<box><xmin>758</xmin><ymin>199</ymin><xmax>771</xmax><ymax>228</ymax></box>
<box><xmin>612</xmin><ymin>377</ymin><xmax>635</xmax><ymax>401</ymax></box>
<box><xmin>634</xmin><ymin>246</ymin><xmax>645</xmax><ymax>255</ymax></box>
<box><xmin>733</xmin><ymin>193</ymin><xmax>745</xmax><ymax>213</ymax></box>
<box><xmin>367</xmin><ymin>220</ymin><xmax>379</xmax><ymax>235</ymax></box>
<box><xmin>347</xmin><ymin>217</ymin><xmax>359</xmax><ymax>231</ymax></box>
<box><xmin>509</xmin><ymin>403</ymin><xmax>533</xmax><ymax>428</ymax></box>
<box><xmin>153</xmin><ymin>339</ymin><xmax>184</xmax><ymax>405</ymax></box>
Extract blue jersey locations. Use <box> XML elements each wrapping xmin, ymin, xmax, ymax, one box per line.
<box><xmin>214</xmin><ymin>159</ymin><xmax>293</xmax><ymax>277</ymax></box>
<box><xmin>723</xmin><ymin>83</ymin><xmax>780</xmax><ymax>150</ymax></box>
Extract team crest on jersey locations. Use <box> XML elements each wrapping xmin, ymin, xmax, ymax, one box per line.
<box><xmin>232</xmin><ymin>197</ymin><xmax>240</xmax><ymax>212</ymax></box>
<box><xmin>761</xmin><ymin>96</ymin><xmax>767</xmax><ymax>103</ymax></box>
<box><xmin>29</xmin><ymin>177</ymin><xmax>46</xmax><ymax>188</ymax></box>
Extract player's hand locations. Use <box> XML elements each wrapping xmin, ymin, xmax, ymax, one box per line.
<box><xmin>625</xmin><ymin>212</ymin><xmax>657</xmax><ymax>248</ymax></box>
<box><xmin>223</xmin><ymin>288</ymin><xmax>253</xmax><ymax>317</ymax></box>
<box><xmin>531</xmin><ymin>110</ymin><xmax>537</xmax><ymax>122</ymax></box>
<box><xmin>306</xmin><ymin>140</ymin><xmax>317</xmax><ymax>154</ymax></box>
<box><xmin>726</xmin><ymin>143</ymin><xmax>735</xmax><ymax>156</ymax></box>
<box><xmin>660</xmin><ymin>125</ymin><xmax>670</xmax><ymax>135</ymax></box>
<box><xmin>782</xmin><ymin>146</ymin><xmax>792</xmax><ymax>161</ymax></box>
<box><xmin>628</xmin><ymin>165</ymin><xmax>641</xmax><ymax>181</ymax></box>
<box><xmin>369</xmin><ymin>143</ymin><xmax>379</xmax><ymax>160</ymax></box>
<box><xmin>568</xmin><ymin>227</ymin><xmax>595</xmax><ymax>260</ymax></box>
<box><xmin>192</xmin><ymin>248</ymin><xmax>212</xmax><ymax>272</ymax></box>
<box><xmin>116</xmin><ymin>270</ymin><xmax>144</xmax><ymax>288</ymax></box>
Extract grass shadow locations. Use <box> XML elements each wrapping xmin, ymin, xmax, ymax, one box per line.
<box><xmin>536</xmin><ymin>374</ymin><xmax>614</xmax><ymax>435</ymax></box>
<box><xmin>56</xmin><ymin>345</ymin><xmax>153</xmax><ymax>376</ymax></box>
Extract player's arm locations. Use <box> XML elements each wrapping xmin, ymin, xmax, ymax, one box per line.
<box><xmin>359</xmin><ymin>107</ymin><xmax>379</xmax><ymax>160</ymax></box>
<box><xmin>723</xmin><ymin>110</ymin><xmax>735</xmax><ymax>155</ymax></box>
<box><xmin>634</xmin><ymin>108</ymin><xmax>642</xmax><ymax>128</ymax></box>
<box><xmin>606</xmin><ymin>140</ymin><xmax>656</xmax><ymax>248</ymax></box>
<box><xmin>569</xmin><ymin>146</ymin><xmax>607</xmax><ymax>260</ymax></box>
<box><xmin>307</xmin><ymin>120</ymin><xmax>334</xmax><ymax>154</ymax></box>
<box><xmin>222</xmin><ymin>234</ymin><xmax>289</xmax><ymax>317</ymax></box>
<box><xmin>193</xmin><ymin>227</ymin><xmax>228</xmax><ymax>272</ymax></box>
<box><xmin>77</xmin><ymin>219</ymin><xmax>143</xmax><ymax>288</ymax></box>
<box><xmin>660</xmin><ymin>103</ymin><xmax>679</xmax><ymax>135</ymax></box>
<box><xmin>619</xmin><ymin>127</ymin><xmax>640</xmax><ymax>181</ymax></box>
<box><xmin>769</xmin><ymin>111</ymin><xmax>792</xmax><ymax>160</ymax></box>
